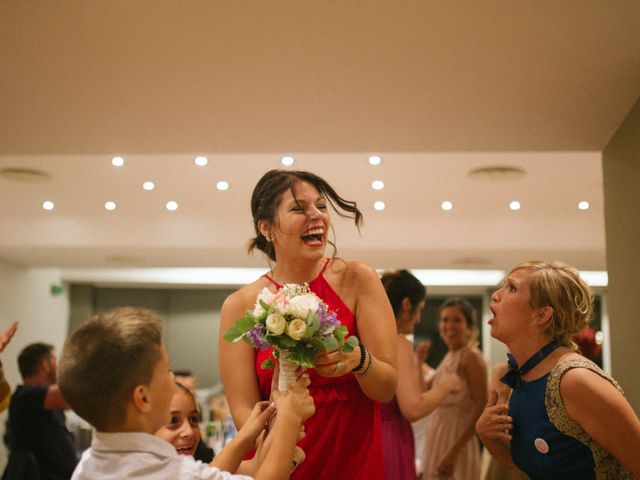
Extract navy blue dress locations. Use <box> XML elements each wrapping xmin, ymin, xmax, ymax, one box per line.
<box><xmin>509</xmin><ymin>373</ymin><xmax>594</xmax><ymax>479</ymax></box>
<box><xmin>508</xmin><ymin>358</ymin><xmax>632</xmax><ymax>480</ymax></box>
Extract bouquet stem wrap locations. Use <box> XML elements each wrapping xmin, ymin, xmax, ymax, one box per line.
<box><xmin>278</xmin><ymin>350</ymin><xmax>298</xmax><ymax>392</ymax></box>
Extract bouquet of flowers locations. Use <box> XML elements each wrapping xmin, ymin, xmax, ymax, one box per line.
<box><xmin>223</xmin><ymin>283</ymin><xmax>358</xmax><ymax>391</ymax></box>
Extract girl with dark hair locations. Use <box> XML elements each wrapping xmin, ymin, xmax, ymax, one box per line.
<box><xmin>423</xmin><ymin>298</ymin><xmax>487</xmax><ymax>480</ymax></box>
<box><xmin>380</xmin><ymin>270</ymin><xmax>460</xmax><ymax>480</ymax></box>
<box><xmin>219</xmin><ymin>169</ymin><xmax>397</xmax><ymax>480</ymax></box>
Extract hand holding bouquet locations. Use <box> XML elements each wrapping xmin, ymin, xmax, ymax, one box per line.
<box><xmin>223</xmin><ymin>283</ymin><xmax>358</xmax><ymax>391</ymax></box>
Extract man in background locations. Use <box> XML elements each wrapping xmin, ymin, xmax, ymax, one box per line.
<box><xmin>3</xmin><ymin>343</ymin><xmax>77</xmax><ymax>480</ymax></box>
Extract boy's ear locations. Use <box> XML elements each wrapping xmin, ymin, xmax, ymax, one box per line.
<box><xmin>131</xmin><ymin>385</ymin><xmax>152</xmax><ymax>414</ymax></box>
<box><xmin>401</xmin><ymin>297</ymin><xmax>412</xmax><ymax>314</ymax></box>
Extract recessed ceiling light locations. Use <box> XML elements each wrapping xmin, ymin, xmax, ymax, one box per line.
<box><xmin>281</xmin><ymin>156</ymin><xmax>294</xmax><ymax>166</ymax></box>
<box><xmin>112</xmin><ymin>156</ymin><xmax>125</xmax><ymax>167</ymax></box>
<box><xmin>371</xmin><ymin>180</ymin><xmax>384</xmax><ymax>190</ymax></box>
<box><xmin>441</xmin><ymin>201</ymin><xmax>453</xmax><ymax>211</ymax></box>
<box><xmin>216</xmin><ymin>181</ymin><xmax>229</xmax><ymax>191</ymax></box>
<box><xmin>374</xmin><ymin>201</ymin><xmax>385</xmax><ymax>211</ymax></box>
<box><xmin>469</xmin><ymin>166</ymin><xmax>525</xmax><ymax>181</ymax></box>
<box><xmin>104</xmin><ymin>201</ymin><xmax>116</xmax><ymax>211</ymax></box>
<box><xmin>578</xmin><ymin>201</ymin><xmax>590</xmax><ymax>210</ymax></box>
<box><xmin>194</xmin><ymin>156</ymin><xmax>208</xmax><ymax>166</ymax></box>
<box><xmin>509</xmin><ymin>200</ymin><xmax>521</xmax><ymax>211</ymax></box>
<box><xmin>166</xmin><ymin>201</ymin><xmax>178</xmax><ymax>211</ymax></box>
<box><xmin>143</xmin><ymin>181</ymin><xmax>155</xmax><ymax>191</ymax></box>
<box><xmin>42</xmin><ymin>200</ymin><xmax>54</xmax><ymax>211</ymax></box>
<box><xmin>368</xmin><ymin>155</ymin><xmax>382</xmax><ymax>166</ymax></box>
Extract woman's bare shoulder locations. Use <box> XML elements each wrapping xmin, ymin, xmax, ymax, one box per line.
<box><xmin>462</xmin><ymin>347</ymin><xmax>487</xmax><ymax>369</ymax></box>
<box><xmin>329</xmin><ymin>259</ymin><xmax>377</xmax><ymax>283</ymax></box>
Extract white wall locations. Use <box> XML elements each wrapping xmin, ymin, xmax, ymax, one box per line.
<box><xmin>0</xmin><ymin>262</ymin><xmax>70</xmax><ymax>469</ymax></box>
<box><xmin>87</xmin><ymin>286</ymin><xmax>233</xmax><ymax>388</ymax></box>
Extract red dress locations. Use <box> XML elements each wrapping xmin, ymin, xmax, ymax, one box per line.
<box><xmin>256</xmin><ymin>259</ymin><xmax>387</xmax><ymax>480</ymax></box>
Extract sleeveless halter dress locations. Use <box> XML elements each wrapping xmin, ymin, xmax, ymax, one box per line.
<box><xmin>423</xmin><ymin>346</ymin><xmax>481</xmax><ymax>480</ymax></box>
<box><xmin>256</xmin><ymin>259</ymin><xmax>387</xmax><ymax>480</ymax></box>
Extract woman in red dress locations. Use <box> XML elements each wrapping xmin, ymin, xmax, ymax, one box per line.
<box><xmin>218</xmin><ymin>169</ymin><xmax>397</xmax><ymax>479</ymax></box>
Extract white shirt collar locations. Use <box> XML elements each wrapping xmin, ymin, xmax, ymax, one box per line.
<box><xmin>91</xmin><ymin>430</ymin><xmax>177</xmax><ymax>458</ymax></box>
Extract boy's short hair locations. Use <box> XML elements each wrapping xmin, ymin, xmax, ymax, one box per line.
<box><xmin>58</xmin><ymin>306</ymin><xmax>163</xmax><ymax>431</ymax></box>
<box><xmin>18</xmin><ymin>342</ymin><xmax>54</xmax><ymax>379</ymax></box>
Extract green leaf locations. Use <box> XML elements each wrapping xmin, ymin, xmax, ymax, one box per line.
<box><xmin>277</xmin><ymin>336</ymin><xmax>298</xmax><ymax>348</ymax></box>
<box><xmin>303</xmin><ymin>319</ymin><xmax>317</xmax><ymax>338</ymax></box>
<box><xmin>259</xmin><ymin>299</ymin><xmax>272</xmax><ymax>311</ymax></box>
<box><xmin>334</xmin><ymin>325</ymin><xmax>347</xmax><ymax>343</ymax></box>
<box><xmin>301</xmin><ymin>348</ymin><xmax>318</xmax><ymax>363</ymax></box>
<box><xmin>261</xmin><ymin>357</ymin><xmax>274</xmax><ymax>370</ymax></box>
<box><xmin>342</xmin><ymin>335</ymin><xmax>359</xmax><ymax>352</ymax></box>
<box><xmin>286</xmin><ymin>351</ymin><xmax>314</xmax><ymax>368</ymax></box>
<box><xmin>305</xmin><ymin>311</ymin><xmax>316</xmax><ymax>326</ymax></box>
<box><xmin>222</xmin><ymin>326</ymin><xmax>244</xmax><ymax>343</ymax></box>
<box><xmin>235</xmin><ymin>314</ymin><xmax>256</xmax><ymax>333</ymax></box>
<box><xmin>309</xmin><ymin>338</ymin><xmax>325</xmax><ymax>351</ymax></box>
<box><xmin>322</xmin><ymin>336</ymin><xmax>338</xmax><ymax>351</ymax></box>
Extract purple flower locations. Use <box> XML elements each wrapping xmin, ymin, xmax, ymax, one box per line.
<box><xmin>317</xmin><ymin>304</ymin><xmax>340</xmax><ymax>335</ymax></box>
<box><xmin>246</xmin><ymin>324</ymin><xmax>270</xmax><ymax>350</ymax></box>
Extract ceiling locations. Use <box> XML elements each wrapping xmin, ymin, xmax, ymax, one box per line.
<box><xmin>1</xmin><ymin>2</ymin><xmax>639</xmax><ymax>274</ymax></box>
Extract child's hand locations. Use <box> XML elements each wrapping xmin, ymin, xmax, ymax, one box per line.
<box><xmin>236</xmin><ymin>400</ymin><xmax>276</xmax><ymax>447</ymax></box>
<box><xmin>291</xmin><ymin>446</ymin><xmax>305</xmax><ymax>471</ymax></box>
<box><xmin>272</xmin><ymin>374</ymin><xmax>315</xmax><ymax>423</ymax></box>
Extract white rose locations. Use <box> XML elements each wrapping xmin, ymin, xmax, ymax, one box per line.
<box><xmin>265</xmin><ymin>313</ymin><xmax>286</xmax><ymax>335</ymax></box>
<box><xmin>253</xmin><ymin>287</ymin><xmax>275</xmax><ymax>316</ymax></box>
<box><xmin>286</xmin><ymin>318</ymin><xmax>307</xmax><ymax>341</ymax></box>
<box><xmin>287</xmin><ymin>294</ymin><xmax>320</xmax><ymax>319</ymax></box>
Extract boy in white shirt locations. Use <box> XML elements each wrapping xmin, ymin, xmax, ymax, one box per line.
<box><xmin>58</xmin><ymin>306</ymin><xmax>314</xmax><ymax>480</ymax></box>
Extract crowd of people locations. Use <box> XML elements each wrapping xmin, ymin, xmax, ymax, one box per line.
<box><xmin>2</xmin><ymin>169</ymin><xmax>640</xmax><ymax>480</ymax></box>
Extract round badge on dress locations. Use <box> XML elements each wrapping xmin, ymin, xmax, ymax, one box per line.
<box><xmin>534</xmin><ymin>437</ymin><xmax>549</xmax><ymax>454</ymax></box>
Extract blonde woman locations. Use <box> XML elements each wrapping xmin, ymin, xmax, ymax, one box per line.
<box><xmin>476</xmin><ymin>261</ymin><xmax>640</xmax><ymax>479</ymax></box>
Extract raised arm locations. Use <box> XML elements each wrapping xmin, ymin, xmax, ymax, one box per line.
<box><xmin>218</xmin><ymin>289</ymin><xmax>263</xmax><ymax>428</ymax></box>
<box><xmin>0</xmin><ymin>321</ymin><xmax>18</xmax><ymax>353</ymax></box>
<box><xmin>350</xmin><ymin>262</ymin><xmax>398</xmax><ymax>402</ymax></box>
<box><xmin>210</xmin><ymin>401</ymin><xmax>274</xmax><ymax>473</ymax></box>
<box><xmin>396</xmin><ymin>336</ymin><xmax>459</xmax><ymax>422</ymax></box>
<box><xmin>253</xmin><ymin>376</ymin><xmax>315</xmax><ymax>480</ymax></box>
<box><xmin>561</xmin><ymin>367</ymin><xmax>640</xmax><ymax>477</ymax></box>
